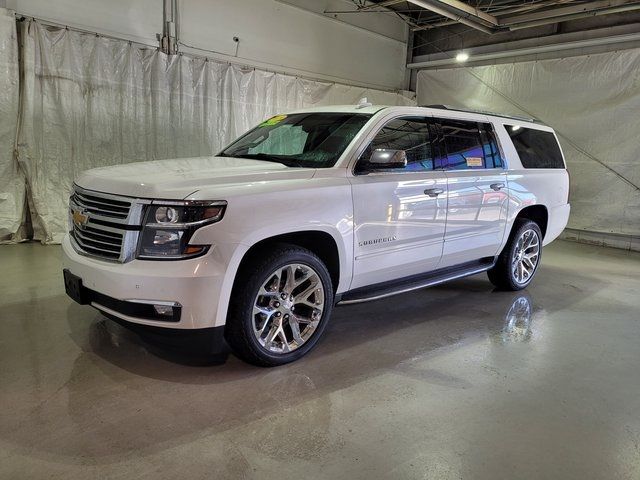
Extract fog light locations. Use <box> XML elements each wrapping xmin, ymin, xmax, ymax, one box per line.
<box><xmin>154</xmin><ymin>304</ymin><xmax>174</xmax><ymax>316</ymax></box>
<box><xmin>153</xmin><ymin>230</ymin><xmax>181</xmax><ymax>246</ymax></box>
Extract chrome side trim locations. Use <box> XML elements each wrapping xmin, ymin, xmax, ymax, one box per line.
<box><xmin>337</xmin><ymin>265</ymin><xmax>494</xmax><ymax>305</ymax></box>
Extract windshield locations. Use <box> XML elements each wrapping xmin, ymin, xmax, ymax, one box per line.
<box><xmin>220</xmin><ymin>112</ymin><xmax>372</xmax><ymax>168</ymax></box>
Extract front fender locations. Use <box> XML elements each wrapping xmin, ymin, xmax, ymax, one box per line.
<box><xmin>212</xmin><ymin>223</ymin><xmax>352</xmax><ymax>328</ymax></box>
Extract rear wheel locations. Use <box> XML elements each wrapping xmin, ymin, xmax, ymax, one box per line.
<box><xmin>488</xmin><ymin>219</ymin><xmax>542</xmax><ymax>291</ymax></box>
<box><xmin>225</xmin><ymin>244</ymin><xmax>334</xmax><ymax>366</ymax></box>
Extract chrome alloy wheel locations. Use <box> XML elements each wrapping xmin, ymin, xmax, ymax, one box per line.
<box><xmin>252</xmin><ymin>263</ymin><xmax>325</xmax><ymax>354</ymax></box>
<box><xmin>512</xmin><ymin>228</ymin><xmax>540</xmax><ymax>285</ymax></box>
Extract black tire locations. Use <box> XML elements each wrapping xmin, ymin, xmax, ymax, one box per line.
<box><xmin>487</xmin><ymin>219</ymin><xmax>543</xmax><ymax>291</ymax></box>
<box><xmin>225</xmin><ymin>244</ymin><xmax>334</xmax><ymax>367</ymax></box>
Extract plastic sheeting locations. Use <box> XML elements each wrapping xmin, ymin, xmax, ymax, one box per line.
<box><xmin>15</xmin><ymin>20</ymin><xmax>415</xmax><ymax>244</ymax></box>
<box><xmin>417</xmin><ymin>51</ymin><xmax>640</xmax><ymax>236</ymax></box>
<box><xmin>0</xmin><ymin>9</ymin><xmax>22</xmax><ymax>242</ymax></box>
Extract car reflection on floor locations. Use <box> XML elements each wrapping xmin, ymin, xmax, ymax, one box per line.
<box><xmin>500</xmin><ymin>294</ymin><xmax>533</xmax><ymax>343</ymax></box>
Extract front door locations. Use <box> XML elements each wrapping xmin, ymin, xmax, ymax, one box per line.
<box><xmin>350</xmin><ymin>116</ymin><xmax>448</xmax><ymax>289</ymax></box>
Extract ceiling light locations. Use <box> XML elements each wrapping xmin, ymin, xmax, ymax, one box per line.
<box><xmin>455</xmin><ymin>52</ymin><xmax>469</xmax><ymax>63</ymax></box>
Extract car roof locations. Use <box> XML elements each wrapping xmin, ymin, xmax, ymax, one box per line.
<box><xmin>282</xmin><ymin>104</ymin><xmax>550</xmax><ymax>131</ymax></box>
<box><xmin>284</xmin><ymin>105</ymin><xmax>389</xmax><ymax>115</ymax></box>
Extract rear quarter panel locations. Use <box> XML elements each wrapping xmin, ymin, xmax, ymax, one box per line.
<box><xmin>494</xmin><ymin>122</ymin><xmax>570</xmax><ymax>247</ymax></box>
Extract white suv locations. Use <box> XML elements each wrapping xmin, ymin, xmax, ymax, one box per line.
<box><xmin>62</xmin><ymin>104</ymin><xmax>570</xmax><ymax>366</ymax></box>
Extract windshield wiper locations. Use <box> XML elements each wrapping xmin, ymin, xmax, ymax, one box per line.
<box><xmin>222</xmin><ymin>153</ymin><xmax>304</xmax><ymax>168</ymax></box>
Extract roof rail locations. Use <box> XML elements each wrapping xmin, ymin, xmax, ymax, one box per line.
<box><xmin>421</xmin><ymin>104</ymin><xmax>539</xmax><ymax>123</ymax></box>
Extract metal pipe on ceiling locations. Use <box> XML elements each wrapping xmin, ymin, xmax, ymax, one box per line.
<box><xmin>412</xmin><ymin>0</ymin><xmax>580</xmax><ymax>31</ymax></box>
<box><xmin>407</xmin><ymin>31</ymin><xmax>640</xmax><ymax>69</ymax></box>
<box><xmin>501</xmin><ymin>0</ymin><xmax>629</xmax><ymax>24</ymax></box>
<box><xmin>508</xmin><ymin>3</ymin><xmax>640</xmax><ymax>30</ymax></box>
<box><xmin>431</xmin><ymin>0</ymin><xmax>499</xmax><ymax>25</ymax></box>
<box><xmin>358</xmin><ymin>0</ymin><xmax>407</xmax><ymax>10</ymax></box>
<box><xmin>405</xmin><ymin>0</ymin><xmax>496</xmax><ymax>34</ymax></box>
<box><xmin>489</xmin><ymin>0</ymin><xmax>578</xmax><ymax>17</ymax></box>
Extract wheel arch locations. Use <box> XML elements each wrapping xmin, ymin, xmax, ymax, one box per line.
<box><xmin>214</xmin><ymin>227</ymin><xmax>349</xmax><ymax>327</ymax></box>
<box><xmin>515</xmin><ymin>204</ymin><xmax>548</xmax><ymax>239</ymax></box>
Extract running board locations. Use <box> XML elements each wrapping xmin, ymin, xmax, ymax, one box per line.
<box><xmin>337</xmin><ymin>257</ymin><xmax>496</xmax><ymax>305</ymax></box>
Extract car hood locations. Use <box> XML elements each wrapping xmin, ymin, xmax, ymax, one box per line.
<box><xmin>75</xmin><ymin>156</ymin><xmax>317</xmax><ymax>199</ymax></box>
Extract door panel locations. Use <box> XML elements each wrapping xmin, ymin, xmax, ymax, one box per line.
<box><xmin>350</xmin><ymin>172</ymin><xmax>447</xmax><ymax>288</ymax></box>
<box><xmin>349</xmin><ymin>115</ymin><xmax>447</xmax><ymax>289</ymax></box>
<box><xmin>436</xmin><ymin>118</ymin><xmax>509</xmax><ymax>268</ymax></box>
<box><xmin>440</xmin><ymin>170</ymin><xmax>508</xmax><ymax>268</ymax></box>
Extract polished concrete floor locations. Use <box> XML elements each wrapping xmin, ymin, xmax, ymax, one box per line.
<box><xmin>1</xmin><ymin>240</ymin><xmax>639</xmax><ymax>479</ymax></box>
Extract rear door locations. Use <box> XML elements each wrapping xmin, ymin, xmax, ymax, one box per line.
<box><xmin>436</xmin><ymin>118</ymin><xmax>509</xmax><ymax>268</ymax></box>
<box><xmin>349</xmin><ymin>115</ymin><xmax>448</xmax><ymax>289</ymax></box>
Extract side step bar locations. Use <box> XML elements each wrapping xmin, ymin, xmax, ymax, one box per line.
<box><xmin>337</xmin><ymin>257</ymin><xmax>496</xmax><ymax>305</ymax></box>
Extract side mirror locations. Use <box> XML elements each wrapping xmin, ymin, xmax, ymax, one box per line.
<box><xmin>366</xmin><ymin>149</ymin><xmax>407</xmax><ymax>170</ymax></box>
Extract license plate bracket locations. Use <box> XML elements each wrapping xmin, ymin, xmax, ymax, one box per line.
<box><xmin>63</xmin><ymin>269</ymin><xmax>87</xmax><ymax>305</ymax></box>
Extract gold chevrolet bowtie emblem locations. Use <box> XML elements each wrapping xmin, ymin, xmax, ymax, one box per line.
<box><xmin>72</xmin><ymin>209</ymin><xmax>89</xmax><ymax>228</ymax></box>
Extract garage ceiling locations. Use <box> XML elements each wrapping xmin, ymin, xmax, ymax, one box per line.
<box><xmin>336</xmin><ymin>0</ymin><xmax>640</xmax><ymax>33</ymax></box>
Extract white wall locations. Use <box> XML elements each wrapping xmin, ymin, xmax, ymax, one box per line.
<box><xmin>8</xmin><ymin>0</ymin><xmax>407</xmax><ymax>90</ymax></box>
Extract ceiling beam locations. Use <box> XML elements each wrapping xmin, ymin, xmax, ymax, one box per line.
<box><xmin>356</xmin><ymin>0</ymin><xmax>407</xmax><ymax>11</ymax></box>
<box><xmin>406</xmin><ymin>0</ymin><xmax>496</xmax><ymax>34</ymax></box>
<box><xmin>411</xmin><ymin>0</ymin><xmax>577</xmax><ymax>31</ymax></box>
<box><xmin>431</xmin><ymin>0</ymin><xmax>499</xmax><ymax>25</ymax></box>
<box><xmin>407</xmin><ymin>31</ymin><xmax>640</xmax><ymax>69</ymax></box>
<box><xmin>508</xmin><ymin>2</ymin><xmax>640</xmax><ymax>30</ymax></box>
<box><xmin>489</xmin><ymin>0</ymin><xmax>578</xmax><ymax>17</ymax></box>
<box><xmin>500</xmin><ymin>0</ymin><xmax>629</xmax><ymax>24</ymax></box>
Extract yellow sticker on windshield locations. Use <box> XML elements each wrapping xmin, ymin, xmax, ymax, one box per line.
<box><xmin>466</xmin><ymin>156</ymin><xmax>483</xmax><ymax>167</ymax></box>
<box><xmin>260</xmin><ymin>114</ymin><xmax>287</xmax><ymax>126</ymax></box>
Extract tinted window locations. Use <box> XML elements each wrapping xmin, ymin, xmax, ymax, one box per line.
<box><xmin>358</xmin><ymin>116</ymin><xmax>434</xmax><ymax>173</ymax></box>
<box><xmin>440</xmin><ymin>119</ymin><xmax>486</xmax><ymax>170</ymax></box>
<box><xmin>479</xmin><ymin>123</ymin><xmax>503</xmax><ymax>168</ymax></box>
<box><xmin>221</xmin><ymin>113</ymin><xmax>371</xmax><ymax>168</ymax></box>
<box><xmin>506</xmin><ymin>125</ymin><xmax>564</xmax><ymax>168</ymax></box>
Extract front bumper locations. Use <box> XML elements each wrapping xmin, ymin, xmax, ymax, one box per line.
<box><xmin>62</xmin><ymin>233</ymin><xmax>228</xmax><ymax>330</ymax></box>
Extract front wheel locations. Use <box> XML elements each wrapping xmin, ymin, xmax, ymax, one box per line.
<box><xmin>488</xmin><ymin>219</ymin><xmax>542</xmax><ymax>291</ymax></box>
<box><xmin>225</xmin><ymin>244</ymin><xmax>334</xmax><ymax>366</ymax></box>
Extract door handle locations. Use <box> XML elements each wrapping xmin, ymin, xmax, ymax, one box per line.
<box><xmin>490</xmin><ymin>183</ymin><xmax>505</xmax><ymax>191</ymax></box>
<box><xmin>424</xmin><ymin>188</ymin><xmax>444</xmax><ymax>197</ymax></box>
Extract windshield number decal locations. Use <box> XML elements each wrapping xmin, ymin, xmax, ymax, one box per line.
<box><xmin>260</xmin><ymin>114</ymin><xmax>287</xmax><ymax>127</ymax></box>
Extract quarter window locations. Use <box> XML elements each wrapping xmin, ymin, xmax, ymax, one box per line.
<box><xmin>358</xmin><ymin>116</ymin><xmax>435</xmax><ymax>173</ymax></box>
<box><xmin>505</xmin><ymin>125</ymin><xmax>564</xmax><ymax>168</ymax></box>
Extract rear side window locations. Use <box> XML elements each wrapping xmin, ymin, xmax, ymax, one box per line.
<box><xmin>505</xmin><ymin>125</ymin><xmax>564</xmax><ymax>168</ymax></box>
<box><xmin>479</xmin><ymin>123</ymin><xmax>503</xmax><ymax>169</ymax></box>
<box><xmin>439</xmin><ymin>119</ymin><xmax>503</xmax><ymax>170</ymax></box>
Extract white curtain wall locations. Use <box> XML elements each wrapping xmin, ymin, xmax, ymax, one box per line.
<box><xmin>0</xmin><ymin>9</ymin><xmax>22</xmax><ymax>242</ymax></box>
<box><xmin>417</xmin><ymin>51</ymin><xmax>640</xmax><ymax>237</ymax></box>
<box><xmin>12</xmin><ymin>20</ymin><xmax>414</xmax><ymax>244</ymax></box>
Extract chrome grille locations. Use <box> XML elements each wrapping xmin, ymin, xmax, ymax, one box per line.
<box><xmin>71</xmin><ymin>190</ymin><xmax>132</xmax><ymax>220</ymax></box>
<box><xmin>69</xmin><ymin>186</ymin><xmax>147</xmax><ymax>262</ymax></box>
<box><xmin>71</xmin><ymin>225</ymin><xmax>124</xmax><ymax>260</ymax></box>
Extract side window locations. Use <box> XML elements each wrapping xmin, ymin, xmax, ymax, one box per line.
<box><xmin>358</xmin><ymin>116</ymin><xmax>434</xmax><ymax>172</ymax></box>
<box><xmin>440</xmin><ymin>119</ymin><xmax>486</xmax><ymax>170</ymax></box>
<box><xmin>505</xmin><ymin>125</ymin><xmax>564</xmax><ymax>168</ymax></box>
<box><xmin>479</xmin><ymin>123</ymin><xmax>503</xmax><ymax>168</ymax></box>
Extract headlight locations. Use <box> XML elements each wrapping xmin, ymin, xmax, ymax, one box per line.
<box><xmin>137</xmin><ymin>200</ymin><xmax>226</xmax><ymax>260</ymax></box>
